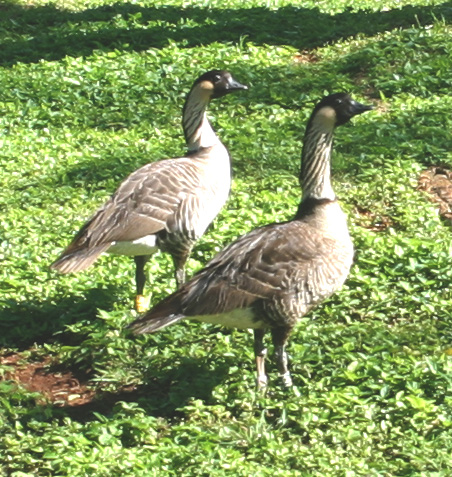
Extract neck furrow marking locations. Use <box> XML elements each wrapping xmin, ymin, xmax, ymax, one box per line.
<box><xmin>183</xmin><ymin>87</ymin><xmax>221</xmax><ymax>152</ymax></box>
<box><xmin>300</xmin><ymin>128</ymin><xmax>335</xmax><ymax>201</ymax></box>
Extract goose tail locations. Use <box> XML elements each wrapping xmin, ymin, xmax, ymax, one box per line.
<box><xmin>50</xmin><ymin>244</ymin><xmax>110</xmax><ymax>273</ymax></box>
<box><xmin>128</xmin><ymin>292</ymin><xmax>186</xmax><ymax>334</ymax></box>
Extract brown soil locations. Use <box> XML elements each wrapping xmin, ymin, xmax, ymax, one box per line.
<box><xmin>293</xmin><ymin>50</ymin><xmax>319</xmax><ymax>64</ymax></box>
<box><xmin>355</xmin><ymin>205</ymin><xmax>393</xmax><ymax>231</ymax></box>
<box><xmin>1</xmin><ymin>353</ymin><xmax>96</xmax><ymax>407</ymax></box>
<box><xmin>418</xmin><ymin>166</ymin><xmax>452</xmax><ymax>222</ymax></box>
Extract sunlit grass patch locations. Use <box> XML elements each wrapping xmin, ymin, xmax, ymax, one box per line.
<box><xmin>1</xmin><ymin>0</ymin><xmax>452</xmax><ymax>475</ymax></box>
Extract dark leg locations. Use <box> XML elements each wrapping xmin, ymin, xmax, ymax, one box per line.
<box><xmin>134</xmin><ymin>255</ymin><xmax>150</xmax><ymax>313</ymax></box>
<box><xmin>271</xmin><ymin>327</ymin><xmax>293</xmax><ymax>388</ymax></box>
<box><xmin>254</xmin><ymin>329</ymin><xmax>268</xmax><ymax>389</ymax></box>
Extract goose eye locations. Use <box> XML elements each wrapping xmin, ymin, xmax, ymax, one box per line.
<box><xmin>213</xmin><ymin>74</ymin><xmax>222</xmax><ymax>82</ymax></box>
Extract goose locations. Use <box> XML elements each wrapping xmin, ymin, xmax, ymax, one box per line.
<box><xmin>51</xmin><ymin>70</ymin><xmax>248</xmax><ymax>312</ymax></box>
<box><xmin>129</xmin><ymin>93</ymin><xmax>373</xmax><ymax>387</ymax></box>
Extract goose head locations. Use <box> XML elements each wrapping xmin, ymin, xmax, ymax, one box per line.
<box><xmin>309</xmin><ymin>93</ymin><xmax>373</xmax><ymax>130</ymax></box>
<box><xmin>193</xmin><ymin>70</ymin><xmax>248</xmax><ymax>100</ymax></box>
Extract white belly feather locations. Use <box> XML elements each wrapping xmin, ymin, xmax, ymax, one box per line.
<box><xmin>107</xmin><ymin>235</ymin><xmax>158</xmax><ymax>256</ymax></box>
<box><xmin>192</xmin><ymin>308</ymin><xmax>265</xmax><ymax>329</ymax></box>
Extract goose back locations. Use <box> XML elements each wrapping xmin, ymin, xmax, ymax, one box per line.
<box><xmin>131</xmin><ymin>199</ymin><xmax>353</xmax><ymax>334</ymax></box>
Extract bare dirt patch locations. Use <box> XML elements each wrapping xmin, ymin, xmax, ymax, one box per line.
<box><xmin>354</xmin><ymin>205</ymin><xmax>393</xmax><ymax>231</ymax></box>
<box><xmin>418</xmin><ymin>166</ymin><xmax>452</xmax><ymax>222</ymax></box>
<box><xmin>293</xmin><ymin>50</ymin><xmax>319</xmax><ymax>64</ymax></box>
<box><xmin>0</xmin><ymin>352</ymin><xmax>182</xmax><ymax>420</ymax></box>
<box><xmin>1</xmin><ymin>353</ymin><xmax>96</xmax><ymax>407</ymax></box>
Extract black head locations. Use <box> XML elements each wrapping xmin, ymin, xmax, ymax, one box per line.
<box><xmin>311</xmin><ymin>93</ymin><xmax>373</xmax><ymax>127</ymax></box>
<box><xmin>193</xmin><ymin>70</ymin><xmax>248</xmax><ymax>99</ymax></box>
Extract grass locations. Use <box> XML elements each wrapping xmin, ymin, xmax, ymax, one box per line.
<box><xmin>1</xmin><ymin>0</ymin><xmax>452</xmax><ymax>474</ymax></box>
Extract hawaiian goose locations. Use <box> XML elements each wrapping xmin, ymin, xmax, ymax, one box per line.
<box><xmin>129</xmin><ymin>93</ymin><xmax>373</xmax><ymax>387</ymax></box>
<box><xmin>51</xmin><ymin>70</ymin><xmax>248</xmax><ymax>312</ymax></box>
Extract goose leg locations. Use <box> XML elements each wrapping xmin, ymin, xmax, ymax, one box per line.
<box><xmin>175</xmin><ymin>267</ymin><xmax>186</xmax><ymax>288</ymax></box>
<box><xmin>172</xmin><ymin>247</ymin><xmax>192</xmax><ymax>288</ymax></box>
<box><xmin>271</xmin><ymin>327</ymin><xmax>293</xmax><ymax>388</ymax></box>
<box><xmin>254</xmin><ymin>329</ymin><xmax>268</xmax><ymax>389</ymax></box>
<box><xmin>134</xmin><ymin>255</ymin><xmax>151</xmax><ymax>313</ymax></box>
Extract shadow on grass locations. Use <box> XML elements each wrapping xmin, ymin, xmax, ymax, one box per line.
<box><xmin>1</xmin><ymin>2</ymin><xmax>451</xmax><ymax>65</ymax></box>
<box><xmin>0</xmin><ymin>286</ymin><xmax>119</xmax><ymax>349</ymax></box>
<box><xmin>75</xmin><ymin>358</ymin><xmax>230</xmax><ymax>420</ymax></box>
<box><xmin>12</xmin><ymin>356</ymin><xmax>232</xmax><ymax>423</ymax></box>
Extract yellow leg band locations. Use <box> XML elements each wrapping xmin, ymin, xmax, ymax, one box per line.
<box><xmin>135</xmin><ymin>295</ymin><xmax>148</xmax><ymax>313</ymax></box>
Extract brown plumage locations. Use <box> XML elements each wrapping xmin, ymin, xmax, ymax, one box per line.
<box><xmin>51</xmin><ymin>70</ymin><xmax>248</xmax><ymax>311</ymax></box>
<box><xmin>129</xmin><ymin>93</ymin><xmax>373</xmax><ymax>387</ymax></box>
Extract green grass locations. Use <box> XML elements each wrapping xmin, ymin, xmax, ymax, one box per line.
<box><xmin>2</xmin><ymin>0</ymin><xmax>452</xmax><ymax>475</ymax></box>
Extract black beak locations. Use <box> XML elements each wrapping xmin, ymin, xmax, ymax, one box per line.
<box><xmin>351</xmin><ymin>100</ymin><xmax>373</xmax><ymax>115</ymax></box>
<box><xmin>226</xmin><ymin>78</ymin><xmax>248</xmax><ymax>92</ymax></box>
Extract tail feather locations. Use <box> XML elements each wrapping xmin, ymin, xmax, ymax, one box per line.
<box><xmin>128</xmin><ymin>291</ymin><xmax>186</xmax><ymax>334</ymax></box>
<box><xmin>50</xmin><ymin>244</ymin><xmax>110</xmax><ymax>273</ymax></box>
<box><xmin>128</xmin><ymin>313</ymin><xmax>185</xmax><ymax>334</ymax></box>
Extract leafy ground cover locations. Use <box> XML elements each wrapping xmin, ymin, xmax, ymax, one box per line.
<box><xmin>1</xmin><ymin>0</ymin><xmax>452</xmax><ymax>475</ymax></box>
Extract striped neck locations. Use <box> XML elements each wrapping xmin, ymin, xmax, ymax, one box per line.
<box><xmin>182</xmin><ymin>83</ymin><xmax>221</xmax><ymax>152</ymax></box>
<box><xmin>299</xmin><ymin>110</ymin><xmax>336</xmax><ymax>201</ymax></box>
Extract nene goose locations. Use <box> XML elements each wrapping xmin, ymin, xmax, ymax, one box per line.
<box><xmin>129</xmin><ymin>93</ymin><xmax>373</xmax><ymax>387</ymax></box>
<box><xmin>51</xmin><ymin>70</ymin><xmax>248</xmax><ymax>312</ymax></box>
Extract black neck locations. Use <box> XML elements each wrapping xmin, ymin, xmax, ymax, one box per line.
<box><xmin>294</xmin><ymin>197</ymin><xmax>336</xmax><ymax>220</ymax></box>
